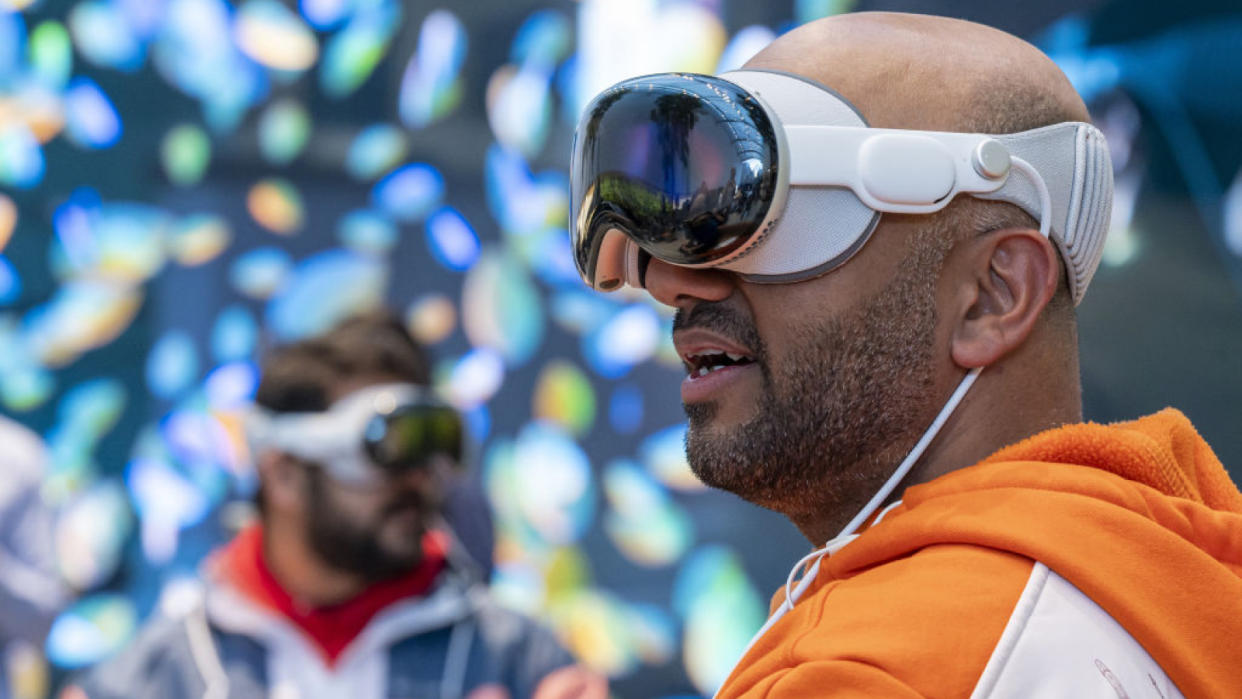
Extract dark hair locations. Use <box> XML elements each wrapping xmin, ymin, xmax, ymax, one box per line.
<box><xmin>254</xmin><ymin>311</ymin><xmax>432</xmax><ymax>414</ymax></box>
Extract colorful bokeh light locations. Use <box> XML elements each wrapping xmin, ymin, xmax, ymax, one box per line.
<box><xmin>462</xmin><ymin>251</ymin><xmax>545</xmax><ymax>366</ymax></box>
<box><xmin>54</xmin><ymin>482</ymin><xmax>133</xmax><ymax>590</ymax></box>
<box><xmin>675</xmin><ymin>546</ymin><xmax>767</xmax><ymax>694</ymax></box>
<box><xmin>146</xmin><ymin>330</ymin><xmax>199</xmax><ymax>400</ymax></box>
<box><xmin>0</xmin><ymin>193</ymin><xmax>16</xmax><ymax>253</ymax></box>
<box><xmin>337</xmin><ymin>209</ymin><xmax>396</xmax><ymax>255</ymax></box>
<box><xmin>425</xmin><ymin>206</ymin><xmax>481</xmax><ymax>271</ymax></box>
<box><xmin>603</xmin><ymin>459</ymin><xmax>694</xmax><ymax>567</ymax></box>
<box><xmin>0</xmin><ymin>124</ymin><xmax>45</xmax><ymax>188</ymax></box>
<box><xmin>345</xmin><ymin>124</ymin><xmax>409</xmax><ymax>181</ymax></box>
<box><xmin>67</xmin><ymin>0</ymin><xmax>143</xmax><ymax>72</ymax></box>
<box><xmin>265</xmin><ymin>249</ymin><xmax>387</xmax><ymax>341</ymax></box>
<box><xmin>230</xmin><ymin>246</ymin><xmax>292</xmax><ymax>299</ymax></box>
<box><xmin>46</xmin><ymin>595</ymin><xmax>138</xmax><ymax>669</ymax></box>
<box><xmin>398</xmin><ymin>9</ymin><xmax>467</xmax><ymax>129</ymax></box>
<box><xmin>533</xmin><ymin>360</ymin><xmax>597</xmax><ymax>436</ymax></box>
<box><xmin>257</xmin><ymin>99</ymin><xmax>312</xmax><ymax>166</ymax></box>
<box><xmin>641</xmin><ymin>424</ymin><xmax>707</xmax><ymax>493</ymax></box>
<box><xmin>23</xmin><ymin>281</ymin><xmax>144</xmax><ymax>368</ymax></box>
<box><xmin>0</xmin><ymin>256</ymin><xmax>20</xmax><ymax>304</ymax></box>
<box><xmin>404</xmin><ymin>293</ymin><xmax>456</xmax><ymax>346</ymax></box>
<box><xmin>28</xmin><ymin>19</ymin><xmax>72</xmax><ymax>88</ymax></box>
<box><xmin>234</xmin><ymin>0</ymin><xmax>319</xmax><ymax>72</ymax></box>
<box><xmin>160</xmin><ymin>124</ymin><xmax>212</xmax><ymax>186</ymax></box>
<box><xmin>247</xmin><ymin>178</ymin><xmax>305</xmax><ymax>235</ymax></box>
<box><xmin>167</xmin><ymin>214</ymin><xmax>231</xmax><ymax>267</ymax></box>
<box><xmin>373</xmin><ymin>163</ymin><xmax>444</xmax><ymax>222</ymax></box>
<box><xmin>319</xmin><ymin>3</ymin><xmax>399</xmax><ymax>98</ymax></box>
<box><xmin>62</xmin><ymin>77</ymin><xmax>122</xmax><ymax>149</ymax></box>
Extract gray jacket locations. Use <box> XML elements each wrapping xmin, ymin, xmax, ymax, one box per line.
<box><xmin>73</xmin><ymin>566</ymin><xmax>574</xmax><ymax>699</ymax></box>
<box><xmin>0</xmin><ymin>418</ymin><xmax>68</xmax><ymax>699</ymax></box>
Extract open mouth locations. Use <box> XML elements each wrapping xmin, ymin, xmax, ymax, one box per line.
<box><xmin>683</xmin><ymin>349</ymin><xmax>756</xmax><ymax>378</ymax></box>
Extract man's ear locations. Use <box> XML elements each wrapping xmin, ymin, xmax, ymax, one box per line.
<box><xmin>948</xmin><ymin>228</ymin><xmax>1059</xmax><ymax>369</ymax></box>
<box><xmin>256</xmin><ymin>450</ymin><xmax>306</xmax><ymax>513</ymax></box>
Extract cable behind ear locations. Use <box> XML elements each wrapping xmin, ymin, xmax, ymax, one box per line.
<box><xmin>985</xmin><ymin>123</ymin><xmax>1113</xmax><ymax>305</ymax></box>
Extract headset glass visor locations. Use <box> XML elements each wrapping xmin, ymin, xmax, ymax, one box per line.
<box><xmin>570</xmin><ymin>73</ymin><xmax>781</xmax><ymax>290</ymax></box>
<box><xmin>363</xmin><ymin>402</ymin><xmax>463</xmax><ymax>474</ymax></box>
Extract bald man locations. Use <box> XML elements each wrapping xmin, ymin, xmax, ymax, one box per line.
<box><xmin>570</xmin><ymin>12</ymin><xmax>1242</xmax><ymax>698</ymax></box>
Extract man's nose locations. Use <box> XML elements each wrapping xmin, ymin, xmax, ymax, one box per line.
<box><xmin>642</xmin><ymin>258</ymin><xmax>735</xmax><ymax>309</ymax></box>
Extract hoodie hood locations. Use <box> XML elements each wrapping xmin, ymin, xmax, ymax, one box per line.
<box><xmin>208</xmin><ymin>525</ymin><xmax>449</xmax><ymax>666</ymax></box>
<box><xmin>980</xmin><ymin>407</ymin><xmax>1242</xmax><ymax>511</ymax></box>
<box><xmin>823</xmin><ymin>408</ymin><xmax>1242</xmax><ymax>698</ymax></box>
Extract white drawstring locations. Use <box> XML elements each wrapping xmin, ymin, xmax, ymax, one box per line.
<box><xmin>781</xmin><ymin>533</ymin><xmax>859</xmax><ymax>614</ymax></box>
<box><xmin>778</xmin><ymin>499</ymin><xmax>905</xmax><ymax>618</ymax></box>
<box><xmin>870</xmin><ymin>499</ymin><xmax>904</xmax><ymax>526</ymax></box>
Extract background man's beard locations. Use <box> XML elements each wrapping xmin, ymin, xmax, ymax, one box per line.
<box><xmin>304</xmin><ymin>471</ymin><xmax>428</xmax><ymax>584</ymax></box>
<box><xmin>684</xmin><ymin>252</ymin><xmax>941</xmax><ymax>532</ymax></box>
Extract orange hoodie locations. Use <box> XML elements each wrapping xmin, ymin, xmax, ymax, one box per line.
<box><xmin>718</xmin><ymin>409</ymin><xmax>1242</xmax><ymax>698</ymax></box>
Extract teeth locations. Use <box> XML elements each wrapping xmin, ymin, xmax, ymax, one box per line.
<box><xmin>685</xmin><ymin>348</ymin><xmax>754</xmax><ymax>379</ymax></box>
<box><xmin>693</xmin><ymin>364</ymin><xmax>729</xmax><ymax>378</ymax></box>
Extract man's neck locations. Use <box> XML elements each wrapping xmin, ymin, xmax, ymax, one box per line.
<box><xmin>905</xmin><ymin>356</ymin><xmax>1083</xmax><ymax>491</ymax></box>
<box><xmin>788</xmin><ymin>363</ymin><xmax>1082</xmax><ymax>545</ymax></box>
<box><xmin>261</xmin><ymin>521</ymin><xmax>368</xmax><ymax>608</ymax></box>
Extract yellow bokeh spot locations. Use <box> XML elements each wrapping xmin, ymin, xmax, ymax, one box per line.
<box><xmin>405</xmin><ymin>294</ymin><xmax>456</xmax><ymax>345</ymax></box>
<box><xmin>246</xmin><ymin>178</ymin><xmax>304</xmax><ymax>235</ymax></box>
<box><xmin>0</xmin><ymin>193</ymin><xmax>16</xmax><ymax>254</ymax></box>
<box><xmin>532</xmin><ymin>360</ymin><xmax>596</xmax><ymax>436</ymax></box>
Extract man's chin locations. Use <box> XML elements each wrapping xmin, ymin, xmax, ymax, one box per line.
<box><xmin>684</xmin><ymin>400</ymin><xmax>759</xmax><ymax>442</ymax></box>
<box><xmin>378</xmin><ymin>516</ymin><xmax>427</xmax><ymax>556</ymax></box>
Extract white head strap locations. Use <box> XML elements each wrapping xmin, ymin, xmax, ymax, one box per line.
<box><xmin>244</xmin><ymin>382</ymin><xmax>423</xmax><ymax>487</ymax></box>
<box><xmin>716</xmin><ymin>69</ymin><xmax>1113</xmax><ymax>304</ymax></box>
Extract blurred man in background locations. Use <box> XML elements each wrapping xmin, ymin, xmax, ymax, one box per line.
<box><xmin>70</xmin><ymin>313</ymin><xmax>604</xmax><ymax>699</ymax></box>
<box><xmin>0</xmin><ymin>417</ymin><xmax>68</xmax><ymax>699</ymax></box>
<box><xmin>571</xmin><ymin>11</ymin><xmax>1242</xmax><ymax>697</ymax></box>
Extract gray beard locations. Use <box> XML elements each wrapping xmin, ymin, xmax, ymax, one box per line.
<box><xmin>683</xmin><ymin>251</ymin><xmax>941</xmax><ymax>532</ymax></box>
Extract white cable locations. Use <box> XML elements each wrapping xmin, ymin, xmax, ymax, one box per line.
<box><xmin>1009</xmin><ymin>156</ymin><xmax>1052</xmax><ymax>239</ymax></box>
<box><xmin>834</xmin><ymin>366</ymin><xmax>982</xmax><ymax>539</ymax></box>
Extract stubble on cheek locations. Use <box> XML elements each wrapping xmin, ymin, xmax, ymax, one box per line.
<box><xmin>678</xmin><ymin>245</ymin><xmax>943</xmax><ymax>522</ymax></box>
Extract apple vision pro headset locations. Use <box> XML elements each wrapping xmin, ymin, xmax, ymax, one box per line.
<box><xmin>570</xmin><ymin>70</ymin><xmax>1114</xmax><ymax>543</ymax></box>
<box><xmin>570</xmin><ymin>70</ymin><xmax>1113</xmax><ymax>307</ymax></box>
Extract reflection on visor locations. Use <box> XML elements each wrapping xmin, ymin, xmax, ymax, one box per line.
<box><xmin>363</xmin><ymin>402</ymin><xmax>464</xmax><ymax>473</ymax></box>
<box><xmin>571</xmin><ymin>73</ymin><xmax>780</xmax><ymax>288</ymax></box>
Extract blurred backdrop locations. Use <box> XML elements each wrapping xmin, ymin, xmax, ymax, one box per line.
<box><xmin>0</xmin><ymin>0</ymin><xmax>1239</xmax><ymax>696</ymax></box>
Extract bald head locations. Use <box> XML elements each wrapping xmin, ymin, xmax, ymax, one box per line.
<box><xmin>745</xmin><ymin>12</ymin><xmax>1089</xmax><ymax>134</ymax></box>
